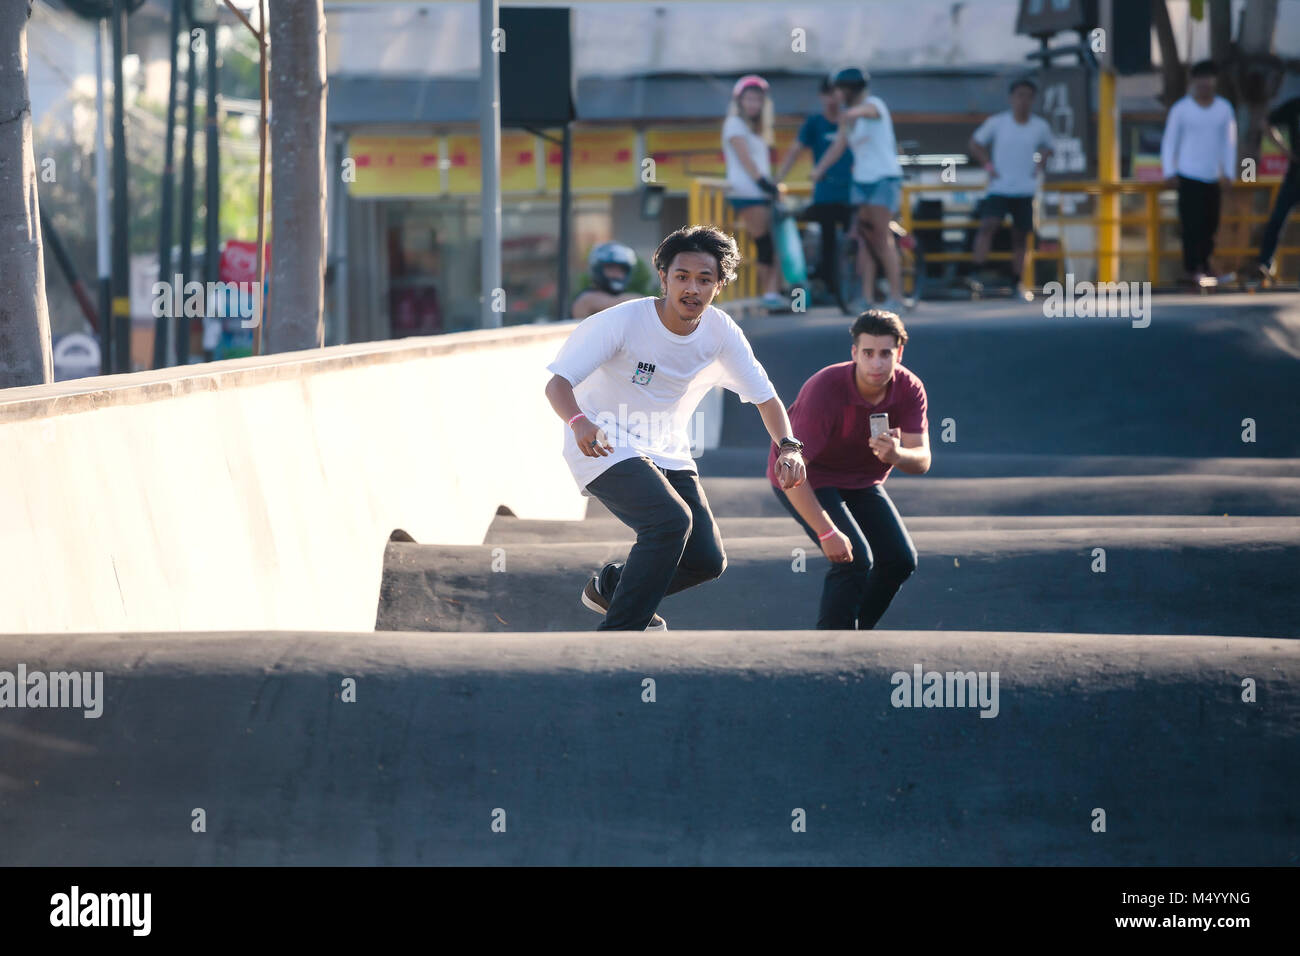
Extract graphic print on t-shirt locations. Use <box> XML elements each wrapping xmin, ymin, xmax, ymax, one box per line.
<box><xmin>632</xmin><ymin>360</ymin><xmax>656</xmax><ymax>385</ymax></box>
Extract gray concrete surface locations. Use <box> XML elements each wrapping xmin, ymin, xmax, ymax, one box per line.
<box><xmin>1</xmin><ymin>631</ymin><xmax>1295</xmax><ymax>865</ymax></box>
<box><xmin>4</xmin><ymin>296</ymin><xmax>1297</xmax><ymax>866</ymax></box>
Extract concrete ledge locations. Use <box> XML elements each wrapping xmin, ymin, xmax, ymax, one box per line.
<box><xmin>0</xmin><ymin>325</ymin><xmax>591</xmax><ymax>633</ymax></box>
<box><xmin>376</xmin><ymin>528</ymin><xmax>1300</xmax><ymax>637</ymax></box>
<box><xmin>0</xmin><ymin>631</ymin><xmax>1294</xmax><ymax>865</ymax></box>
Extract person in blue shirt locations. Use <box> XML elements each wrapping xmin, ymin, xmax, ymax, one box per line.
<box><xmin>775</xmin><ymin>74</ymin><xmax>854</xmax><ymax>301</ymax></box>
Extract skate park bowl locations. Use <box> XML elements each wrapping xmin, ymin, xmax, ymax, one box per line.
<box><xmin>1</xmin><ymin>294</ymin><xmax>1298</xmax><ymax>864</ymax></box>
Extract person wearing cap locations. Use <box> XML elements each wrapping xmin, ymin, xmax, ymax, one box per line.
<box><xmin>573</xmin><ymin>242</ymin><xmax>641</xmax><ymax>318</ymax></box>
<box><xmin>773</xmin><ymin>74</ymin><xmax>855</xmax><ymax>304</ymax></box>
<box><xmin>811</xmin><ymin>68</ymin><xmax>907</xmax><ymax>314</ymax></box>
<box><xmin>722</xmin><ymin>74</ymin><xmax>785</xmax><ymax>311</ymax></box>
<box><xmin>544</xmin><ymin>225</ymin><xmax>807</xmax><ymax>631</ymax></box>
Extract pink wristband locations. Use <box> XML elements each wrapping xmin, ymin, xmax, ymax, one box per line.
<box><xmin>568</xmin><ymin>412</ymin><xmax>587</xmax><ymax>426</ymax></box>
<box><xmin>817</xmin><ymin>528</ymin><xmax>837</xmax><ymax>541</ymax></box>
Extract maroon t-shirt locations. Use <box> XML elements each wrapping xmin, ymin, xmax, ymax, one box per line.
<box><xmin>766</xmin><ymin>361</ymin><xmax>928</xmax><ymax>490</ymax></box>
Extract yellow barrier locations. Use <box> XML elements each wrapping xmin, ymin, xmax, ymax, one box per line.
<box><xmin>687</xmin><ymin>177</ymin><xmax>761</xmax><ymax>302</ymax></box>
<box><xmin>688</xmin><ymin>177</ymin><xmax>1299</xmax><ymax>293</ymax></box>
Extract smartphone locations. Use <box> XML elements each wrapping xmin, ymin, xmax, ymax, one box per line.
<box><xmin>869</xmin><ymin>413</ymin><xmax>891</xmax><ymax>439</ymax></box>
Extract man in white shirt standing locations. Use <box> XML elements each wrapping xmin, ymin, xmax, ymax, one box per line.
<box><xmin>543</xmin><ymin>225</ymin><xmax>809</xmax><ymax>631</ymax></box>
<box><xmin>967</xmin><ymin>77</ymin><xmax>1055</xmax><ymax>302</ymax></box>
<box><xmin>1161</xmin><ymin>60</ymin><xmax>1238</xmax><ymax>284</ymax></box>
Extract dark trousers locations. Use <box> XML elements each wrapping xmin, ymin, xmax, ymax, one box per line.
<box><xmin>773</xmin><ymin>482</ymin><xmax>917</xmax><ymax>630</ymax></box>
<box><xmin>1177</xmin><ymin>175</ymin><xmax>1221</xmax><ymax>275</ymax></box>
<box><xmin>803</xmin><ymin>201</ymin><xmax>852</xmax><ymax>290</ymax></box>
<box><xmin>585</xmin><ymin>456</ymin><xmax>727</xmax><ymax>630</ymax></box>
<box><xmin>1258</xmin><ymin>169</ymin><xmax>1300</xmax><ymax>267</ymax></box>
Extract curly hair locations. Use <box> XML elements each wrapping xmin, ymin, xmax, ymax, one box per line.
<box><xmin>851</xmin><ymin>309</ymin><xmax>908</xmax><ymax>347</ymax></box>
<box><xmin>653</xmin><ymin>225</ymin><xmax>742</xmax><ymax>287</ymax></box>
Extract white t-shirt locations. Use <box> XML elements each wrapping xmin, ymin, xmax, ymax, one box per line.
<box><xmin>1160</xmin><ymin>95</ymin><xmax>1237</xmax><ymax>183</ymax></box>
<box><xmin>849</xmin><ymin>96</ymin><xmax>903</xmax><ymax>183</ymax></box>
<box><xmin>546</xmin><ymin>296</ymin><xmax>777</xmax><ymax>496</ymax></box>
<box><xmin>722</xmin><ymin>114</ymin><xmax>771</xmax><ymax>199</ymax></box>
<box><xmin>971</xmin><ymin>111</ymin><xmax>1055</xmax><ymax>197</ymax></box>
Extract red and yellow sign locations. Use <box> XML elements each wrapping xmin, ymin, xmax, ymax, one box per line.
<box><xmin>446</xmin><ymin>130</ymin><xmax>539</xmax><ymax>194</ymax></box>
<box><xmin>346</xmin><ymin>123</ymin><xmax>809</xmax><ymax>198</ymax></box>
<box><xmin>544</xmin><ymin>128</ymin><xmax>636</xmax><ymax>191</ymax></box>
<box><xmin>644</xmin><ymin>124</ymin><xmax>807</xmax><ymax>188</ymax></box>
<box><xmin>349</xmin><ymin>135</ymin><xmax>440</xmax><ymax>197</ymax></box>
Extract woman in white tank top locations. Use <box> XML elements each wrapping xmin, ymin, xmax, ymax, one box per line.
<box><xmin>810</xmin><ymin>68</ymin><xmax>905</xmax><ymax>312</ymax></box>
<box><xmin>721</xmin><ymin>74</ymin><xmax>785</xmax><ymax>310</ymax></box>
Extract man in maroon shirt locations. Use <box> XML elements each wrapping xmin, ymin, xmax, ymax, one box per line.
<box><xmin>765</xmin><ymin>309</ymin><xmax>931</xmax><ymax>628</ymax></box>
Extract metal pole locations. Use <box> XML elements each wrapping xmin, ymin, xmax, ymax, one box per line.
<box><xmin>204</xmin><ymin>19</ymin><xmax>220</xmax><ymax>359</ymax></box>
<box><xmin>177</xmin><ymin>14</ymin><xmax>199</xmax><ymax>366</ymax></box>
<box><xmin>330</xmin><ymin>130</ymin><xmax>350</xmax><ymax>346</ymax></box>
<box><xmin>1097</xmin><ymin>0</ymin><xmax>1119</xmax><ymax>284</ymax></box>
<box><xmin>110</xmin><ymin>0</ymin><xmax>130</xmax><ymax>373</ymax></box>
<box><xmin>252</xmin><ymin>0</ymin><xmax>268</xmax><ymax>354</ymax></box>
<box><xmin>39</xmin><ymin>210</ymin><xmax>99</xmax><ymax>330</ymax></box>
<box><xmin>479</xmin><ymin>0</ymin><xmax>502</xmax><ymax>328</ymax></box>
<box><xmin>94</xmin><ymin>18</ymin><xmax>112</xmax><ymax>374</ymax></box>
<box><xmin>154</xmin><ymin>0</ymin><xmax>181</xmax><ymax>369</ymax></box>
<box><xmin>556</xmin><ymin>122</ymin><xmax>571</xmax><ymax>321</ymax></box>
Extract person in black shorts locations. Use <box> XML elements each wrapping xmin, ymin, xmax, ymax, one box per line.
<box><xmin>774</xmin><ymin>73</ymin><xmax>854</xmax><ymax>302</ymax></box>
<box><xmin>967</xmin><ymin>78</ymin><xmax>1054</xmax><ymax>301</ymax></box>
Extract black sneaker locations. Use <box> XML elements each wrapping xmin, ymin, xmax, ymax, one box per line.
<box><xmin>581</xmin><ymin>567</ymin><xmax>667</xmax><ymax>630</ymax></box>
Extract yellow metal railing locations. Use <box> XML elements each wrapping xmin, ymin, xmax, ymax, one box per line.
<box><xmin>689</xmin><ymin>177</ymin><xmax>1299</xmax><ymax>293</ymax></box>
<box><xmin>688</xmin><ymin>177</ymin><xmax>761</xmax><ymax>302</ymax></box>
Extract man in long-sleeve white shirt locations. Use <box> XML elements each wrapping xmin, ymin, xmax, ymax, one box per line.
<box><xmin>1161</xmin><ymin>60</ymin><xmax>1238</xmax><ymax>282</ymax></box>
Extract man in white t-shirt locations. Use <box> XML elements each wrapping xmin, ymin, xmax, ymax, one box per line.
<box><xmin>1161</xmin><ymin>59</ymin><xmax>1237</xmax><ymax>284</ymax></box>
<box><xmin>968</xmin><ymin>77</ymin><xmax>1055</xmax><ymax>302</ymax></box>
<box><xmin>543</xmin><ymin>225</ymin><xmax>809</xmax><ymax>631</ymax></box>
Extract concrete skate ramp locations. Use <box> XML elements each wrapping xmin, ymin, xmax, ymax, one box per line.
<box><xmin>0</xmin><ymin>325</ymin><xmax>592</xmax><ymax>634</ymax></box>
<box><xmin>726</xmin><ymin>295</ymin><xmax>1300</xmax><ymax>459</ymax></box>
<box><xmin>377</xmin><ymin>521</ymin><xmax>1300</xmax><ymax>637</ymax></box>
<box><xmin>0</xmin><ymin>631</ymin><xmax>1295</xmax><ymax>865</ymax></box>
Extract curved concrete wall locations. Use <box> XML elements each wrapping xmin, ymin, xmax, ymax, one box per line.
<box><xmin>0</xmin><ymin>326</ymin><xmax>603</xmax><ymax>633</ymax></box>
<box><xmin>1</xmin><ymin>630</ymin><xmax>1294</xmax><ymax>865</ymax></box>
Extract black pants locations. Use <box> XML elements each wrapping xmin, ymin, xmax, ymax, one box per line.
<box><xmin>1258</xmin><ymin>169</ymin><xmax>1300</xmax><ymax>268</ymax></box>
<box><xmin>803</xmin><ymin>201</ymin><xmax>852</xmax><ymax>291</ymax></box>
<box><xmin>585</xmin><ymin>456</ymin><xmax>727</xmax><ymax>630</ymax></box>
<box><xmin>772</xmin><ymin>482</ymin><xmax>917</xmax><ymax>630</ymax></box>
<box><xmin>1177</xmin><ymin>176</ymin><xmax>1221</xmax><ymax>275</ymax></box>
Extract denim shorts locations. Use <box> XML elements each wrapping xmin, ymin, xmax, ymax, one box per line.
<box><xmin>851</xmin><ymin>176</ymin><xmax>902</xmax><ymax>213</ymax></box>
<box><xmin>728</xmin><ymin>196</ymin><xmax>772</xmax><ymax>211</ymax></box>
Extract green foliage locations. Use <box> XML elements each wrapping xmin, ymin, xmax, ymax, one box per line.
<box><xmin>35</xmin><ymin>93</ymin><xmax>263</xmax><ymax>268</ymax></box>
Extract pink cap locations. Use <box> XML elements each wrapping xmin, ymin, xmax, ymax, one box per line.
<box><xmin>732</xmin><ymin>74</ymin><xmax>769</xmax><ymax>99</ymax></box>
